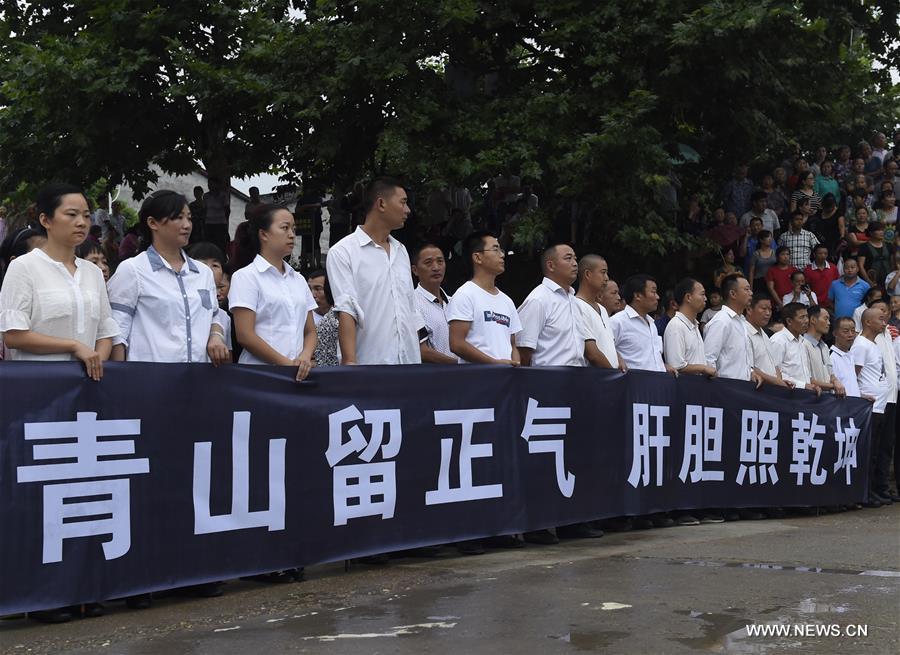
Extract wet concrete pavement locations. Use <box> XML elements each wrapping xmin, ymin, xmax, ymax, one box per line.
<box><xmin>3</xmin><ymin>506</ymin><xmax>898</xmax><ymax>654</ymax></box>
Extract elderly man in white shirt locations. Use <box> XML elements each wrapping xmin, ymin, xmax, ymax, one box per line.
<box><xmin>871</xmin><ymin>299</ymin><xmax>899</xmax><ymax>502</ymax></box>
<box><xmin>411</xmin><ymin>243</ymin><xmax>457</xmax><ymax>365</ymax></box>
<box><xmin>803</xmin><ymin>305</ymin><xmax>846</xmax><ymax>395</ymax></box>
<box><xmin>326</xmin><ymin>178</ymin><xmax>425</xmax><ymax>365</ymax></box>
<box><xmin>610</xmin><ymin>274</ymin><xmax>676</xmax><ymax>374</ymax></box>
<box><xmin>663</xmin><ymin>278</ymin><xmax>716</xmax><ymax>377</ymax></box>
<box><xmin>703</xmin><ymin>274</ymin><xmax>762</xmax><ymax>386</ymax></box>
<box><xmin>830</xmin><ymin>316</ymin><xmax>860</xmax><ymax>397</ymax></box>
<box><xmin>769</xmin><ymin>302</ymin><xmax>820</xmax><ymax>392</ymax></box>
<box><xmin>573</xmin><ymin>254</ymin><xmax>624</xmax><ymax>370</ymax></box>
<box><xmin>743</xmin><ymin>293</ymin><xmax>791</xmax><ymax>388</ymax></box>
<box><xmin>517</xmin><ymin>245</ymin><xmax>590</xmax><ymax>367</ymax></box>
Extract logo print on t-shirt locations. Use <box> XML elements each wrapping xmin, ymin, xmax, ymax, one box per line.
<box><xmin>483</xmin><ymin>310</ymin><xmax>511</xmax><ymax>326</ymax></box>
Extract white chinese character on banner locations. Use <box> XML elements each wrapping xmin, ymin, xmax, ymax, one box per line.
<box><xmin>519</xmin><ymin>398</ymin><xmax>575</xmax><ymax>497</ymax></box>
<box><xmin>628</xmin><ymin>404</ymin><xmax>670</xmax><ymax>488</ymax></box>
<box><xmin>426</xmin><ymin>408</ymin><xmax>503</xmax><ymax>505</ymax></box>
<box><xmin>833</xmin><ymin>417</ymin><xmax>860</xmax><ymax>484</ymax></box>
<box><xmin>790</xmin><ymin>412</ymin><xmax>827</xmax><ymax>486</ymax></box>
<box><xmin>679</xmin><ymin>405</ymin><xmax>725</xmax><ymax>483</ymax></box>
<box><xmin>325</xmin><ymin>406</ymin><xmax>402</xmax><ymax>526</ymax></box>
<box><xmin>737</xmin><ymin>410</ymin><xmax>780</xmax><ymax>485</ymax></box>
<box><xmin>194</xmin><ymin>412</ymin><xmax>286</xmax><ymax>534</ymax></box>
<box><xmin>16</xmin><ymin>412</ymin><xmax>148</xmax><ymax>564</ymax></box>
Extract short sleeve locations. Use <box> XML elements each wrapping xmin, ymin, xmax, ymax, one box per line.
<box><xmin>515</xmin><ymin>294</ymin><xmax>546</xmax><ymax>349</ymax></box>
<box><xmin>227</xmin><ymin>268</ymin><xmax>260</xmax><ymax>312</ymax></box>
<box><xmin>325</xmin><ymin>243</ymin><xmax>359</xmax><ymax>321</ymax></box>
<box><xmin>94</xmin><ymin>268</ymin><xmax>119</xmax><ymax>341</ymax></box>
<box><xmin>0</xmin><ymin>259</ymin><xmax>33</xmax><ymax>332</ymax></box>
<box><xmin>107</xmin><ymin>258</ymin><xmax>140</xmax><ymax>346</ymax></box>
<box><xmin>447</xmin><ymin>288</ymin><xmax>475</xmax><ymax>323</ymax></box>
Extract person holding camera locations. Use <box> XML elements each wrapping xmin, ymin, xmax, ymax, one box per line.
<box><xmin>781</xmin><ymin>270</ymin><xmax>818</xmax><ymax>307</ymax></box>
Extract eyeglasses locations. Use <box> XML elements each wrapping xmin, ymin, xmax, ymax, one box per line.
<box><xmin>475</xmin><ymin>246</ymin><xmax>503</xmax><ymax>253</ymax></box>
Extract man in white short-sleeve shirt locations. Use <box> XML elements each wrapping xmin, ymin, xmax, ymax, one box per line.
<box><xmin>663</xmin><ymin>278</ymin><xmax>716</xmax><ymax>377</ymax></box>
<box><xmin>412</xmin><ymin>243</ymin><xmax>457</xmax><ymax>365</ymax></box>
<box><xmin>703</xmin><ymin>274</ymin><xmax>761</xmax><ymax>385</ymax></box>
<box><xmin>326</xmin><ymin>178</ymin><xmax>425</xmax><ymax>365</ymax></box>
<box><xmin>448</xmin><ymin>232</ymin><xmax>521</xmax><ymax>364</ymax></box>
<box><xmin>610</xmin><ymin>274</ymin><xmax>674</xmax><ymax>374</ymax></box>
<box><xmin>769</xmin><ymin>302</ymin><xmax>819</xmax><ymax>392</ymax></box>
<box><xmin>743</xmin><ymin>293</ymin><xmax>791</xmax><ymax>388</ymax></box>
<box><xmin>830</xmin><ymin>316</ymin><xmax>860</xmax><ymax>397</ymax></box>
<box><xmin>517</xmin><ymin>244</ymin><xmax>589</xmax><ymax>367</ymax></box>
<box><xmin>574</xmin><ymin>254</ymin><xmax>623</xmax><ymax>370</ymax></box>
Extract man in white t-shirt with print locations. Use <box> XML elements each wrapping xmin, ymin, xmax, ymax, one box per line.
<box><xmin>447</xmin><ymin>231</ymin><xmax>522</xmax><ymax>365</ymax></box>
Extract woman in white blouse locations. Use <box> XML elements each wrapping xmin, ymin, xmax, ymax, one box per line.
<box><xmin>0</xmin><ymin>183</ymin><xmax>118</xmax><ymax>381</ymax></box>
<box><xmin>107</xmin><ymin>190</ymin><xmax>229</xmax><ymax>365</ymax></box>
<box><xmin>229</xmin><ymin>204</ymin><xmax>317</xmax><ymax>380</ymax></box>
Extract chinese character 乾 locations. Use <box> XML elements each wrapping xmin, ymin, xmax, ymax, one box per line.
<box><xmin>425</xmin><ymin>408</ymin><xmax>503</xmax><ymax>505</ymax></box>
<box><xmin>520</xmin><ymin>398</ymin><xmax>575</xmax><ymax>497</ymax></box>
<box><xmin>737</xmin><ymin>410</ymin><xmax>779</xmax><ymax>485</ymax></box>
<box><xmin>628</xmin><ymin>404</ymin><xmax>670</xmax><ymax>488</ymax></box>
<box><xmin>326</xmin><ymin>406</ymin><xmax>402</xmax><ymax>526</ymax></box>
<box><xmin>833</xmin><ymin>417</ymin><xmax>860</xmax><ymax>485</ymax></box>
<box><xmin>194</xmin><ymin>412</ymin><xmax>286</xmax><ymax>535</ymax></box>
<box><xmin>16</xmin><ymin>412</ymin><xmax>149</xmax><ymax>564</ymax></box>
<box><xmin>790</xmin><ymin>412</ymin><xmax>826</xmax><ymax>486</ymax></box>
<box><xmin>679</xmin><ymin>405</ymin><xmax>725</xmax><ymax>483</ymax></box>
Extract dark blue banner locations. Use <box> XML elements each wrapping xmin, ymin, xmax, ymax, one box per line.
<box><xmin>0</xmin><ymin>362</ymin><xmax>871</xmax><ymax>614</ymax></box>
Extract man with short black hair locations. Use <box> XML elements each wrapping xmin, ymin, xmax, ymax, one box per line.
<box><xmin>782</xmin><ymin>270</ymin><xmax>818</xmax><ymax>306</ymax></box>
<box><xmin>803</xmin><ymin>305</ymin><xmax>846</xmax><ymax>396</ymax></box>
<box><xmin>829</xmin><ymin>256</ymin><xmax>870</xmax><ymax>319</ymax></box>
<box><xmin>778</xmin><ymin>210</ymin><xmax>820</xmax><ymax>268</ymax></box>
<box><xmin>740</xmin><ymin>190</ymin><xmax>780</xmax><ymax>233</ymax></box>
<box><xmin>830</xmin><ymin>317</ymin><xmax>860</xmax><ymax>397</ymax></box>
<box><xmin>517</xmin><ymin>244</ymin><xmax>590</xmax><ymax>367</ymax></box>
<box><xmin>871</xmin><ymin>299</ymin><xmax>899</xmax><ymax>502</ymax></box>
<box><xmin>327</xmin><ymin>177</ymin><xmax>425</xmax><ymax>365</ymax></box>
<box><xmin>610</xmin><ymin>275</ymin><xmax>676</xmax><ymax>375</ymax></box>
<box><xmin>600</xmin><ymin>279</ymin><xmax>623</xmax><ymax>316</ymax></box>
<box><xmin>769</xmin><ymin>303</ymin><xmax>820</xmax><ymax>392</ymax></box>
<box><xmin>704</xmin><ymin>274</ymin><xmax>762</xmax><ymax>386</ymax></box>
<box><xmin>411</xmin><ymin>243</ymin><xmax>457</xmax><ymax>365</ymax></box>
<box><xmin>663</xmin><ymin>278</ymin><xmax>715</xmax><ymax>377</ymax></box>
<box><xmin>804</xmin><ymin>244</ymin><xmax>839</xmax><ymax>309</ymax></box>
<box><xmin>744</xmin><ymin>293</ymin><xmax>790</xmax><ymax>387</ymax></box>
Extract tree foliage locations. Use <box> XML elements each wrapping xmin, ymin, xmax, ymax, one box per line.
<box><xmin>1</xmin><ymin>1</ymin><xmax>898</xmax><ymax>268</ymax></box>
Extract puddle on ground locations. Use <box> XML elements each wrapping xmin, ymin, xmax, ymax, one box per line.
<box><xmin>548</xmin><ymin>630</ymin><xmax>629</xmax><ymax>650</ymax></box>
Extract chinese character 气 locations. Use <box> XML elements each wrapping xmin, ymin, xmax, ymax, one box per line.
<box><xmin>326</xmin><ymin>405</ymin><xmax>402</xmax><ymax>526</ymax></box>
<box><xmin>425</xmin><ymin>408</ymin><xmax>503</xmax><ymax>505</ymax></box>
<box><xmin>679</xmin><ymin>405</ymin><xmax>725</xmax><ymax>484</ymax></box>
<box><xmin>737</xmin><ymin>410</ymin><xmax>780</xmax><ymax>485</ymax></box>
<box><xmin>16</xmin><ymin>412</ymin><xmax>149</xmax><ymax>564</ymax></box>
<box><xmin>628</xmin><ymin>404</ymin><xmax>670</xmax><ymax>488</ymax></box>
<box><xmin>520</xmin><ymin>398</ymin><xmax>575</xmax><ymax>497</ymax></box>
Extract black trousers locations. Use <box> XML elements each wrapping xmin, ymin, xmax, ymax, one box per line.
<box><xmin>895</xmin><ymin>400</ymin><xmax>900</xmax><ymax>491</ymax></box>
<box><xmin>869</xmin><ymin>412</ymin><xmax>884</xmax><ymax>495</ymax></box>
<box><xmin>876</xmin><ymin>403</ymin><xmax>897</xmax><ymax>494</ymax></box>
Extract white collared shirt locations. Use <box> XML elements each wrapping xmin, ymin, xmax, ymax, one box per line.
<box><xmin>610</xmin><ymin>304</ymin><xmax>664</xmax><ymax>372</ymax></box>
<box><xmin>0</xmin><ymin>248</ymin><xmax>118</xmax><ymax>360</ymax></box>
<box><xmin>769</xmin><ymin>329</ymin><xmax>813</xmax><ymax>386</ymax></box>
<box><xmin>663</xmin><ymin>311</ymin><xmax>706</xmax><ymax>370</ymax></box>
<box><xmin>326</xmin><ymin>227</ymin><xmax>424</xmax><ymax>365</ymax></box>
<box><xmin>517</xmin><ymin>277</ymin><xmax>588</xmax><ymax>367</ymax></box>
<box><xmin>745</xmin><ymin>320</ymin><xmax>778</xmax><ymax>376</ymax></box>
<box><xmin>573</xmin><ymin>297</ymin><xmax>618</xmax><ymax>368</ymax></box>
<box><xmin>415</xmin><ymin>284</ymin><xmax>453</xmax><ymax>358</ymax></box>
<box><xmin>703</xmin><ymin>304</ymin><xmax>753</xmax><ymax>380</ymax></box>
<box><xmin>228</xmin><ymin>254</ymin><xmax>317</xmax><ymax>365</ymax></box>
<box><xmin>830</xmin><ymin>346</ymin><xmax>860</xmax><ymax>397</ymax></box>
<box><xmin>108</xmin><ymin>247</ymin><xmax>219</xmax><ymax>363</ymax></box>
